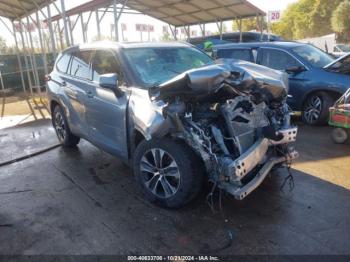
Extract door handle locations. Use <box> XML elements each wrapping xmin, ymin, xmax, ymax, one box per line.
<box><xmin>86</xmin><ymin>90</ymin><xmax>94</xmax><ymax>98</ymax></box>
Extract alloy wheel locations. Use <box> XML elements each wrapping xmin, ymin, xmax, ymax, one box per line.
<box><xmin>54</xmin><ymin>111</ymin><xmax>66</xmax><ymax>141</ymax></box>
<box><xmin>303</xmin><ymin>95</ymin><xmax>322</xmax><ymax>124</ymax></box>
<box><xmin>140</xmin><ymin>148</ymin><xmax>181</xmax><ymax>199</ymax></box>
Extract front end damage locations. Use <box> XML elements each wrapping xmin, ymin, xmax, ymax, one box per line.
<box><xmin>148</xmin><ymin>59</ymin><xmax>298</xmax><ymax>200</ymax></box>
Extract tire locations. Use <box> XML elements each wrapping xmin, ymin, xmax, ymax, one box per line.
<box><xmin>302</xmin><ymin>91</ymin><xmax>334</xmax><ymax>125</ymax></box>
<box><xmin>331</xmin><ymin>128</ymin><xmax>348</xmax><ymax>144</ymax></box>
<box><xmin>52</xmin><ymin>105</ymin><xmax>80</xmax><ymax>147</ymax></box>
<box><xmin>133</xmin><ymin>138</ymin><xmax>204</xmax><ymax>208</ymax></box>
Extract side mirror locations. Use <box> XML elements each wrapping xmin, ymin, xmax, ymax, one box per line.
<box><xmin>99</xmin><ymin>73</ymin><xmax>123</xmax><ymax>97</ymax></box>
<box><xmin>285</xmin><ymin>66</ymin><xmax>306</xmax><ymax>74</ymax></box>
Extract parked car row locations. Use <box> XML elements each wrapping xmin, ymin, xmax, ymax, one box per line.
<box><xmin>213</xmin><ymin>42</ymin><xmax>350</xmax><ymax>125</ymax></box>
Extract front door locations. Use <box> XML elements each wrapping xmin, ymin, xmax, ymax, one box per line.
<box><xmin>84</xmin><ymin>49</ymin><xmax>129</xmax><ymax>157</ymax></box>
<box><xmin>257</xmin><ymin>48</ymin><xmax>307</xmax><ymax>110</ymax></box>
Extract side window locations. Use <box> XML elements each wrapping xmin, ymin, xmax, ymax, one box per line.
<box><xmin>56</xmin><ymin>53</ymin><xmax>71</xmax><ymax>73</ymax></box>
<box><xmin>260</xmin><ymin>49</ymin><xmax>301</xmax><ymax>70</ymax></box>
<box><xmin>216</xmin><ymin>49</ymin><xmax>253</xmax><ymax>62</ymax></box>
<box><xmin>91</xmin><ymin>50</ymin><xmax>123</xmax><ymax>84</ymax></box>
<box><xmin>69</xmin><ymin>51</ymin><xmax>93</xmax><ymax>79</ymax></box>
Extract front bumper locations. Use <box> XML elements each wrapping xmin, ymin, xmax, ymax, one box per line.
<box><xmin>221</xmin><ymin>126</ymin><xmax>298</xmax><ymax>200</ymax></box>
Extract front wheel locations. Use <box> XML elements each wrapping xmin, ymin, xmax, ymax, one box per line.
<box><xmin>133</xmin><ymin>138</ymin><xmax>203</xmax><ymax>208</ymax></box>
<box><xmin>302</xmin><ymin>92</ymin><xmax>334</xmax><ymax>125</ymax></box>
<box><xmin>331</xmin><ymin>128</ymin><xmax>348</xmax><ymax>144</ymax></box>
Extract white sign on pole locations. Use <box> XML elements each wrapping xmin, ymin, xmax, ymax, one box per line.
<box><xmin>268</xmin><ymin>11</ymin><xmax>281</xmax><ymax>23</ymax></box>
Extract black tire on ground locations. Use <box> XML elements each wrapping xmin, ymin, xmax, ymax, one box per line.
<box><xmin>302</xmin><ymin>91</ymin><xmax>334</xmax><ymax>125</ymax></box>
<box><xmin>331</xmin><ymin>128</ymin><xmax>349</xmax><ymax>144</ymax></box>
<box><xmin>133</xmin><ymin>138</ymin><xmax>204</xmax><ymax>208</ymax></box>
<box><xmin>52</xmin><ymin>105</ymin><xmax>80</xmax><ymax>147</ymax></box>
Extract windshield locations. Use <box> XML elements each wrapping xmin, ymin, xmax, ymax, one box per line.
<box><xmin>124</xmin><ymin>47</ymin><xmax>213</xmax><ymax>87</ymax></box>
<box><xmin>337</xmin><ymin>44</ymin><xmax>350</xmax><ymax>52</ymax></box>
<box><xmin>291</xmin><ymin>44</ymin><xmax>334</xmax><ymax>68</ymax></box>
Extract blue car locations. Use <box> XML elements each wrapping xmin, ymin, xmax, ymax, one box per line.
<box><xmin>213</xmin><ymin>42</ymin><xmax>350</xmax><ymax>125</ymax></box>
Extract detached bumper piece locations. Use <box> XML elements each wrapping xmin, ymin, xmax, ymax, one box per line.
<box><xmin>221</xmin><ymin>126</ymin><xmax>298</xmax><ymax>200</ymax></box>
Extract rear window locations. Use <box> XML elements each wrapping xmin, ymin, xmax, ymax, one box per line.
<box><xmin>216</xmin><ymin>48</ymin><xmax>253</xmax><ymax>62</ymax></box>
<box><xmin>56</xmin><ymin>54</ymin><xmax>71</xmax><ymax>73</ymax></box>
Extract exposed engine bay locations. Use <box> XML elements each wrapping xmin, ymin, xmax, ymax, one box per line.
<box><xmin>149</xmin><ymin>59</ymin><xmax>298</xmax><ymax>200</ymax></box>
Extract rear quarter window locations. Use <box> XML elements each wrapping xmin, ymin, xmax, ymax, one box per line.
<box><xmin>216</xmin><ymin>48</ymin><xmax>253</xmax><ymax>62</ymax></box>
<box><xmin>56</xmin><ymin>54</ymin><xmax>71</xmax><ymax>73</ymax></box>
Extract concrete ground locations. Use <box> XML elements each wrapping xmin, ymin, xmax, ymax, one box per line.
<box><xmin>0</xmin><ymin>92</ymin><xmax>50</xmax><ymax>130</ymax></box>
<box><xmin>0</xmin><ymin>119</ymin><xmax>349</xmax><ymax>255</ymax></box>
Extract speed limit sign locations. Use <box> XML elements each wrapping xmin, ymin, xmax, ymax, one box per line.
<box><xmin>268</xmin><ymin>11</ymin><xmax>281</xmax><ymax>22</ymax></box>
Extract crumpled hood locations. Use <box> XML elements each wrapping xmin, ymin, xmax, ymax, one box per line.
<box><xmin>150</xmin><ymin>59</ymin><xmax>288</xmax><ymax>103</ymax></box>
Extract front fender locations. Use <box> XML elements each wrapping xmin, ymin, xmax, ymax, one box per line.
<box><xmin>128</xmin><ymin>88</ymin><xmax>167</xmax><ymax>140</ymax></box>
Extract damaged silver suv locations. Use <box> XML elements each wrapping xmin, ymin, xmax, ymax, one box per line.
<box><xmin>47</xmin><ymin>42</ymin><xmax>298</xmax><ymax>208</ymax></box>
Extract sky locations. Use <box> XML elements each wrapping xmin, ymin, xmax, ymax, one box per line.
<box><xmin>0</xmin><ymin>0</ymin><xmax>298</xmax><ymax>47</ymax></box>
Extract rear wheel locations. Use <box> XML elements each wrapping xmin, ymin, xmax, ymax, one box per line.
<box><xmin>133</xmin><ymin>138</ymin><xmax>203</xmax><ymax>208</ymax></box>
<box><xmin>302</xmin><ymin>91</ymin><xmax>334</xmax><ymax>125</ymax></box>
<box><xmin>52</xmin><ymin>105</ymin><xmax>80</xmax><ymax>147</ymax></box>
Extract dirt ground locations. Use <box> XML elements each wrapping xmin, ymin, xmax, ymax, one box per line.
<box><xmin>0</xmin><ymin>117</ymin><xmax>349</xmax><ymax>255</ymax></box>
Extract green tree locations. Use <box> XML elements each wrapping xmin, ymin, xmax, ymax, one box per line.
<box><xmin>160</xmin><ymin>32</ymin><xmax>172</xmax><ymax>41</ymax></box>
<box><xmin>271</xmin><ymin>0</ymin><xmax>345</xmax><ymax>40</ymax></box>
<box><xmin>310</xmin><ymin>0</ymin><xmax>343</xmax><ymax>36</ymax></box>
<box><xmin>331</xmin><ymin>0</ymin><xmax>350</xmax><ymax>42</ymax></box>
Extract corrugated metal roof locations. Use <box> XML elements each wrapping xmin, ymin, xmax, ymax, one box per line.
<box><xmin>0</xmin><ymin>0</ymin><xmax>54</xmax><ymax>20</ymax></box>
<box><xmin>0</xmin><ymin>0</ymin><xmax>264</xmax><ymax>25</ymax></box>
<box><xmin>126</xmin><ymin>0</ymin><xmax>266</xmax><ymax>26</ymax></box>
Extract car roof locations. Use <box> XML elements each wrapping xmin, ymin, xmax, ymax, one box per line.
<box><xmin>214</xmin><ymin>41</ymin><xmax>306</xmax><ymax>50</ymax></box>
<box><xmin>62</xmin><ymin>41</ymin><xmax>193</xmax><ymax>53</ymax></box>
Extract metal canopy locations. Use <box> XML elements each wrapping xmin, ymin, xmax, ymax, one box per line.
<box><xmin>126</xmin><ymin>0</ymin><xmax>266</xmax><ymax>27</ymax></box>
<box><xmin>0</xmin><ymin>0</ymin><xmax>54</xmax><ymax>20</ymax></box>
<box><xmin>47</xmin><ymin>0</ymin><xmax>113</xmax><ymax>22</ymax></box>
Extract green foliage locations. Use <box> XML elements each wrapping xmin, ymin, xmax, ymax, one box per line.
<box><xmin>331</xmin><ymin>0</ymin><xmax>350</xmax><ymax>42</ymax></box>
<box><xmin>160</xmin><ymin>32</ymin><xmax>172</xmax><ymax>41</ymax></box>
<box><xmin>271</xmin><ymin>0</ymin><xmax>346</xmax><ymax>40</ymax></box>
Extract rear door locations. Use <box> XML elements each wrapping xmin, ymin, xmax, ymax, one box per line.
<box><xmin>84</xmin><ymin>49</ymin><xmax>129</xmax><ymax>157</ymax></box>
<box><xmin>257</xmin><ymin>48</ymin><xmax>308</xmax><ymax>109</ymax></box>
<box><xmin>58</xmin><ymin>50</ymin><xmax>94</xmax><ymax>136</ymax></box>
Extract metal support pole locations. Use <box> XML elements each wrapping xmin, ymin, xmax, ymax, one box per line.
<box><xmin>216</xmin><ymin>20</ymin><xmax>223</xmax><ymax>40</ymax></box>
<box><xmin>169</xmin><ymin>25</ymin><xmax>177</xmax><ymax>40</ymax></box>
<box><xmin>57</xmin><ymin>22</ymin><xmax>64</xmax><ymax>50</ymax></box>
<box><xmin>46</xmin><ymin>3</ymin><xmax>57</xmax><ymax>57</ymax></box>
<box><xmin>239</xmin><ymin>18</ymin><xmax>243</xmax><ymax>42</ymax></box>
<box><xmin>260</xmin><ymin>15</ymin><xmax>264</xmax><ymax>41</ymax></box>
<box><xmin>12</xmin><ymin>21</ymin><xmax>26</xmax><ymax>93</ymax></box>
<box><xmin>199</xmin><ymin>23</ymin><xmax>206</xmax><ymax>36</ymax></box>
<box><xmin>95</xmin><ymin>9</ymin><xmax>101</xmax><ymax>40</ymax></box>
<box><xmin>60</xmin><ymin>0</ymin><xmax>70</xmax><ymax>46</ymax></box>
<box><xmin>68</xmin><ymin>17</ymin><xmax>74</xmax><ymax>45</ymax></box>
<box><xmin>25</xmin><ymin>17</ymin><xmax>40</xmax><ymax>89</ymax></box>
<box><xmin>80</xmin><ymin>13</ymin><xmax>87</xmax><ymax>42</ymax></box>
<box><xmin>36</xmin><ymin>12</ymin><xmax>48</xmax><ymax>78</ymax></box>
<box><xmin>113</xmin><ymin>0</ymin><xmax>119</xmax><ymax>41</ymax></box>
<box><xmin>184</xmin><ymin>25</ymin><xmax>190</xmax><ymax>41</ymax></box>
<box><xmin>19</xmin><ymin>21</ymin><xmax>33</xmax><ymax>96</ymax></box>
